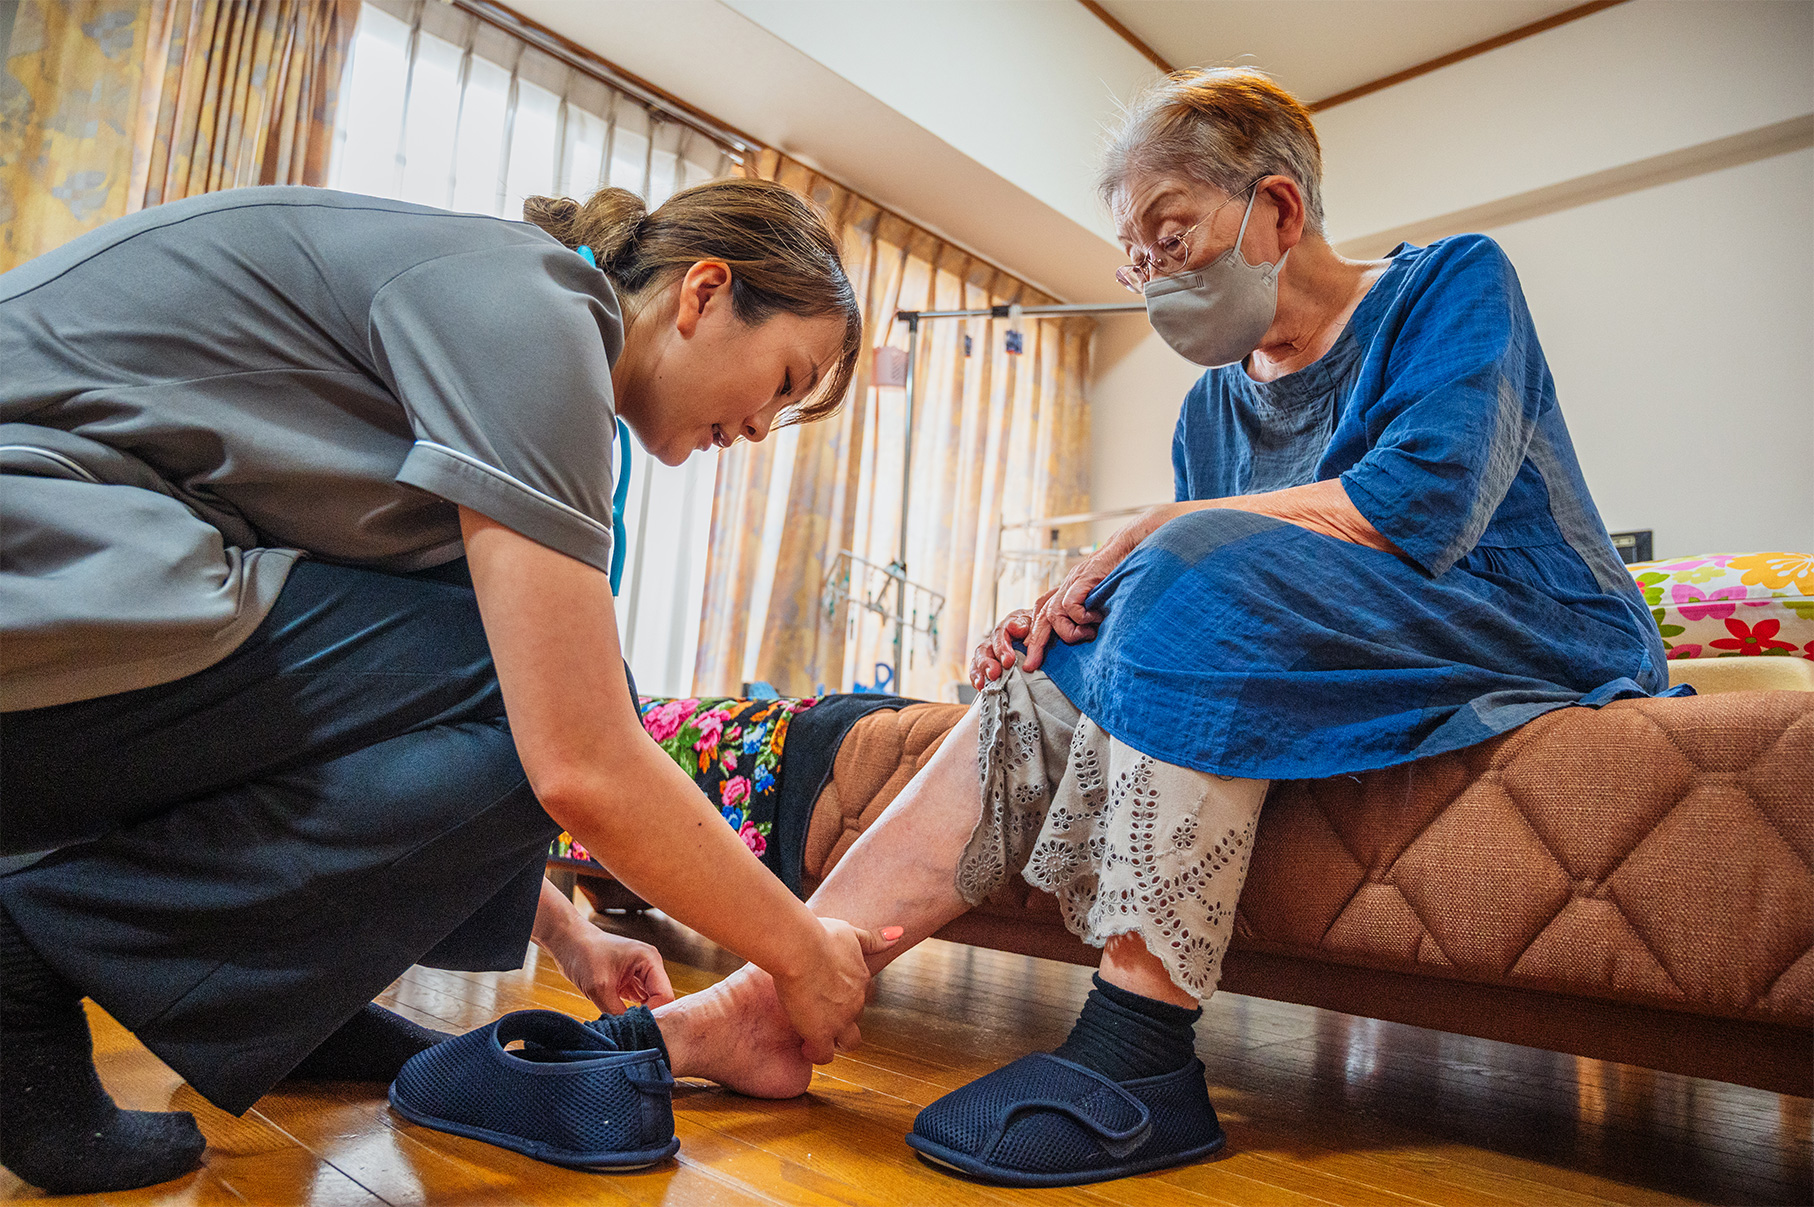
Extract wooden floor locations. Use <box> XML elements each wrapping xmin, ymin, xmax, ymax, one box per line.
<box><xmin>5</xmin><ymin>906</ymin><xmax>1808</xmax><ymax>1207</ymax></box>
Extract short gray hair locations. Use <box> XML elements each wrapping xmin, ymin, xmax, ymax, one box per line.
<box><xmin>1100</xmin><ymin>67</ymin><xmax>1326</xmax><ymax>236</ymax></box>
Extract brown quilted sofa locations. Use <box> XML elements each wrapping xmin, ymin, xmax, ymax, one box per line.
<box><xmin>802</xmin><ymin>690</ymin><xmax>1813</xmax><ymax>1096</ymax></box>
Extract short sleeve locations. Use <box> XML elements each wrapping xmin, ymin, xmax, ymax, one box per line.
<box><xmin>368</xmin><ymin>241</ymin><xmax>624</xmax><ymax>574</ymax></box>
<box><xmin>1338</xmin><ymin>236</ymin><xmax>1544</xmax><ymax>577</ymax></box>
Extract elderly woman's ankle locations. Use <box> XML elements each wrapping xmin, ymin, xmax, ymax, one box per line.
<box><xmin>1053</xmin><ymin>973</ymin><xmax>1201</xmax><ymax>1082</ymax></box>
<box><xmin>1099</xmin><ymin>933</ymin><xmax>1201</xmax><ymax>1008</ymax></box>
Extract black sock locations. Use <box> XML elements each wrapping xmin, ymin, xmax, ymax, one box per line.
<box><xmin>1051</xmin><ymin>974</ymin><xmax>1202</xmax><ymax>1081</ymax></box>
<box><xmin>0</xmin><ymin>903</ymin><xmax>206</xmax><ymax>1194</ymax></box>
<box><xmin>583</xmin><ymin>1006</ymin><xmax>669</xmax><ymax>1064</ymax></box>
<box><xmin>287</xmin><ymin>1003</ymin><xmax>455</xmax><ymax>1083</ymax></box>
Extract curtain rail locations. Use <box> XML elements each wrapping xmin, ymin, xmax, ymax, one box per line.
<box><xmin>896</xmin><ymin>301</ymin><xmax>1147</xmax><ymax>321</ymax></box>
<box><xmin>876</xmin><ymin>299</ymin><xmax>1148</xmax><ymax>669</ymax></box>
<box><xmin>453</xmin><ymin>0</ymin><xmax>759</xmax><ymax>159</ymax></box>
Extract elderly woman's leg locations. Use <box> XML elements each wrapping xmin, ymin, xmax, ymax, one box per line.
<box><xmin>657</xmin><ymin>667</ymin><xmax>1268</xmax><ymax>1119</ymax></box>
<box><xmin>887</xmin><ymin>670</ymin><xmax>1267</xmax><ymax>1184</ymax></box>
<box><xmin>655</xmin><ymin>705</ymin><xmax>989</xmax><ymax>1095</ymax></box>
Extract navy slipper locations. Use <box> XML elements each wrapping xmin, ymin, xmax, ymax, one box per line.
<box><xmin>389</xmin><ymin>1009</ymin><xmax>679</xmax><ymax>1170</ymax></box>
<box><xmin>906</xmin><ymin>1053</ymin><xmax>1224</xmax><ymax>1186</ymax></box>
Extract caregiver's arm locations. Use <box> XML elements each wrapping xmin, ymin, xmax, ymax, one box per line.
<box><xmin>1019</xmin><ymin>479</ymin><xmax>1399</xmax><ymax>672</ymax></box>
<box><xmin>460</xmin><ymin>507</ymin><xmax>892</xmax><ymax>1059</ymax></box>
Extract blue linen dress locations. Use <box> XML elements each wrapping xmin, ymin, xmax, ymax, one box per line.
<box><xmin>1041</xmin><ymin>234</ymin><xmax>1677</xmax><ymax>779</ymax></box>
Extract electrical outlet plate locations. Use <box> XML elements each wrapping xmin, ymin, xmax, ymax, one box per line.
<box><xmin>1610</xmin><ymin>530</ymin><xmax>1654</xmax><ymax>564</ymax></box>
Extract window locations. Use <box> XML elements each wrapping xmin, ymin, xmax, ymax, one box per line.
<box><xmin>330</xmin><ymin>0</ymin><xmax>737</xmax><ymax>697</ymax></box>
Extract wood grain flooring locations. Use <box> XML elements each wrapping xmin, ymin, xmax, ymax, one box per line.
<box><xmin>4</xmin><ymin>905</ymin><xmax>1807</xmax><ymax>1206</ymax></box>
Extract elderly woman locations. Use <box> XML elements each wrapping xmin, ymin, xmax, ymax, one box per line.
<box><xmin>651</xmin><ymin>68</ymin><xmax>1671</xmax><ymax>1186</ymax></box>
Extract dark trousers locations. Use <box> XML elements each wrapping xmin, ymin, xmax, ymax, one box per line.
<box><xmin>0</xmin><ymin>559</ymin><xmax>576</xmax><ymax>1114</ymax></box>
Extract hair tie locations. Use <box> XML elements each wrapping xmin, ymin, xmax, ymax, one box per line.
<box><xmin>574</xmin><ymin>245</ymin><xmax>597</xmax><ymax>268</ymax></box>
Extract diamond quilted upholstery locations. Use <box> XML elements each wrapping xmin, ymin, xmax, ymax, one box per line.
<box><xmin>804</xmin><ymin>703</ymin><xmax>969</xmax><ymax>885</ymax></box>
<box><xmin>808</xmin><ymin>692</ymin><xmax>1813</xmax><ymax>1026</ymax></box>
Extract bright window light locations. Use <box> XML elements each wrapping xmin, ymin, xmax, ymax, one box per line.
<box><xmin>328</xmin><ymin>1</ymin><xmax>741</xmax><ymax>696</ymax></box>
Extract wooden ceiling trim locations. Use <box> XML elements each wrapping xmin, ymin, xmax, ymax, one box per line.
<box><xmin>1078</xmin><ymin>1</ymin><xmax>1629</xmax><ymax>114</ymax></box>
<box><xmin>1309</xmin><ymin>0</ymin><xmax>1629</xmax><ymax>111</ymax></box>
<box><xmin>1078</xmin><ymin>0</ymin><xmax>1176</xmax><ymax>75</ymax></box>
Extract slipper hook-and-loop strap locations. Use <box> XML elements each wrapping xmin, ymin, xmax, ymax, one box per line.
<box><xmin>929</xmin><ymin>1053</ymin><xmax>1154</xmax><ymax>1163</ymax></box>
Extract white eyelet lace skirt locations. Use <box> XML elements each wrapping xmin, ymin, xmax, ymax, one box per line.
<box><xmin>956</xmin><ymin>667</ymin><xmax>1269</xmax><ymax>1000</ymax></box>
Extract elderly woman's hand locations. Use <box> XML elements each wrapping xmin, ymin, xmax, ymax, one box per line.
<box><xmin>1019</xmin><ymin>564</ymin><xmax>1107</xmax><ymax>674</ymax></box>
<box><xmin>970</xmin><ymin>606</ymin><xmax>1033</xmax><ymax>687</ymax></box>
<box><xmin>1013</xmin><ymin>488</ymin><xmax>1397</xmax><ymax>676</ymax></box>
<box><xmin>972</xmin><ymin>584</ymin><xmax>1106</xmax><ymax>686</ymax></box>
<box><xmin>1020</xmin><ymin>504</ymin><xmax>1191</xmax><ymax>673</ymax></box>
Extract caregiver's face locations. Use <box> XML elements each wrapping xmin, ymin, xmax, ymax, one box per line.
<box><xmin>624</xmin><ymin>260</ymin><xmax>846</xmax><ymax>466</ymax></box>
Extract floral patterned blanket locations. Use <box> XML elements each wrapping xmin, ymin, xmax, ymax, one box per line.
<box><xmin>549</xmin><ymin>695</ymin><xmax>819</xmax><ymax>880</ymax></box>
<box><xmin>1630</xmin><ymin>551</ymin><xmax>1813</xmax><ymax>662</ymax></box>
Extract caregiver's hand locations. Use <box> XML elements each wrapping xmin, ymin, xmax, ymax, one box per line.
<box><xmin>771</xmin><ymin>918</ymin><xmax>901</xmax><ymax>1064</ymax></box>
<box><xmin>553</xmin><ymin>926</ymin><xmax>676</xmax><ymax>1016</ymax></box>
<box><xmin>532</xmin><ymin>876</ymin><xmax>676</xmax><ymax>1015</ymax></box>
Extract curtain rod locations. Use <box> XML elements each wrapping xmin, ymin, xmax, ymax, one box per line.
<box><xmin>453</xmin><ymin>0</ymin><xmax>760</xmax><ymax>158</ymax></box>
<box><xmin>880</xmin><ymin>298</ymin><xmax>1143</xmax><ymax>672</ymax></box>
<box><xmin>896</xmin><ymin>302</ymin><xmax>1146</xmax><ymax>321</ymax></box>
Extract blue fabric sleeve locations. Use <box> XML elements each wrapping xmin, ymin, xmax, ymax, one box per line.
<box><xmin>1172</xmin><ymin>415</ymin><xmax>1190</xmax><ymax>503</ymax></box>
<box><xmin>1339</xmin><ymin>236</ymin><xmax>1541</xmax><ymax>578</ymax></box>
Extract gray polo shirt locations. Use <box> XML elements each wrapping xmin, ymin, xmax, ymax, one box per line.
<box><xmin>1</xmin><ymin>187</ymin><xmax>623</xmax><ymax>711</ymax></box>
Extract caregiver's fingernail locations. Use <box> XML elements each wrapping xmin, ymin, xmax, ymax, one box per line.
<box><xmin>881</xmin><ymin>927</ymin><xmax>904</xmax><ymax>942</ymax></box>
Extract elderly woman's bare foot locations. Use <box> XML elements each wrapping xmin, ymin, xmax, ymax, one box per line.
<box><xmin>653</xmin><ymin>964</ymin><xmax>814</xmax><ymax>1098</ymax></box>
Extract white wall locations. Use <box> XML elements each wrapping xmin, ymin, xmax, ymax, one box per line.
<box><xmin>723</xmin><ymin>0</ymin><xmax>1154</xmax><ymax>246</ymax></box>
<box><xmin>511</xmin><ymin>0</ymin><xmax>1136</xmax><ymax>303</ymax></box>
<box><xmin>1487</xmin><ymin>146</ymin><xmax>1814</xmax><ymax>556</ymax></box>
<box><xmin>1315</xmin><ymin>0</ymin><xmax>1814</xmax><ymax>248</ymax></box>
<box><xmin>1089</xmin><ymin>324</ymin><xmax>1201</xmax><ymax>517</ymax></box>
<box><xmin>1087</xmin><ymin>0</ymin><xmax>1814</xmax><ymax>557</ymax></box>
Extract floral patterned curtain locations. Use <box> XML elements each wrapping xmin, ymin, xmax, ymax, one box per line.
<box><xmin>1</xmin><ymin>0</ymin><xmax>355</xmax><ymax>272</ymax></box>
<box><xmin>693</xmin><ymin>150</ymin><xmax>1094</xmax><ymax>701</ymax></box>
<box><xmin>3</xmin><ymin>2</ymin><xmax>155</xmax><ymax>268</ymax></box>
<box><xmin>137</xmin><ymin>0</ymin><xmax>356</xmax><ymax>208</ymax></box>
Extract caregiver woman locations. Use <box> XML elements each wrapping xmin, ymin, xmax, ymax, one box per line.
<box><xmin>0</xmin><ymin>178</ymin><xmax>891</xmax><ymax>1194</ymax></box>
<box><xmin>653</xmin><ymin>67</ymin><xmax>1672</xmax><ymax>1188</ymax></box>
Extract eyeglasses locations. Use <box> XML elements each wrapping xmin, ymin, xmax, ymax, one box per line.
<box><xmin>1114</xmin><ymin>178</ymin><xmax>1265</xmax><ymax>293</ymax></box>
<box><xmin>1114</xmin><ymin>216</ymin><xmax>1211</xmax><ymax>292</ymax></box>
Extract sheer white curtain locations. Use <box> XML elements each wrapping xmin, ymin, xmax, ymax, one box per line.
<box><xmin>329</xmin><ymin>0</ymin><xmax>734</xmax><ymax>697</ymax></box>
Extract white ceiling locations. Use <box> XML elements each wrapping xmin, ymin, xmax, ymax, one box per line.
<box><xmin>507</xmin><ymin>0</ymin><xmax>1624</xmax><ymax>303</ymax></box>
<box><xmin>1097</xmin><ymin>0</ymin><xmax>1587</xmax><ymax>104</ymax></box>
<box><xmin>512</xmin><ymin>0</ymin><xmax>1149</xmax><ymax>302</ymax></box>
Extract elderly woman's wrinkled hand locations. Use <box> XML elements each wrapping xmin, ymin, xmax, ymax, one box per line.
<box><xmin>970</xmin><ymin>607</ymin><xmax>1034</xmax><ymax>687</ymax></box>
<box><xmin>1020</xmin><ymin>504</ymin><xmax>1190</xmax><ymax>673</ymax></box>
<box><xmin>1020</xmin><ymin>562</ymin><xmax>1108</xmax><ymax>673</ymax></box>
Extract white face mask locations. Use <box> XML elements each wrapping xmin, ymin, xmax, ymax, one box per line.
<box><xmin>1141</xmin><ymin>187</ymin><xmax>1287</xmax><ymax>368</ymax></box>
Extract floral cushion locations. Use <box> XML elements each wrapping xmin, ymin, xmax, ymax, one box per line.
<box><xmin>1629</xmin><ymin>552</ymin><xmax>1814</xmax><ymax>661</ymax></box>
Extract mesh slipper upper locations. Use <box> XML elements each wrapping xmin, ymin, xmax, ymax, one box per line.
<box><xmin>908</xmin><ymin>1052</ymin><xmax>1224</xmax><ymax>1186</ymax></box>
<box><xmin>389</xmin><ymin>1008</ymin><xmax>677</xmax><ymax>1168</ymax></box>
